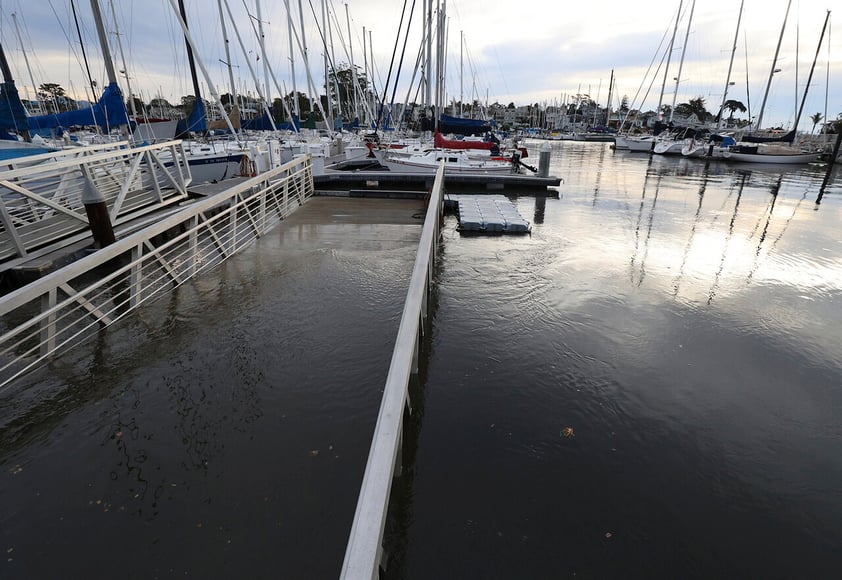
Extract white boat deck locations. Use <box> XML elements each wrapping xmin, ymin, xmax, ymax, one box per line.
<box><xmin>454</xmin><ymin>195</ymin><xmax>531</xmax><ymax>233</ymax></box>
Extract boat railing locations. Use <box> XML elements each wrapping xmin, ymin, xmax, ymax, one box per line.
<box><xmin>340</xmin><ymin>160</ymin><xmax>445</xmax><ymax>579</ymax></box>
<box><xmin>0</xmin><ymin>154</ymin><xmax>314</xmax><ymax>390</ymax></box>
<box><xmin>0</xmin><ymin>140</ymin><xmax>193</xmax><ymax>269</ymax></box>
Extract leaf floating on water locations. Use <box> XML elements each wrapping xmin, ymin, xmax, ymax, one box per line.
<box><xmin>310</xmin><ymin>450</ymin><xmax>320</xmax><ymax>457</ymax></box>
<box><xmin>605</xmin><ymin>532</ymin><xmax>613</xmax><ymax>539</ymax></box>
<box><xmin>561</xmin><ymin>427</ymin><xmax>575</xmax><ymax>438</ymax></box>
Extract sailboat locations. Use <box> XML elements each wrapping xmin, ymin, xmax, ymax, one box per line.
<box><xmin>682</xmin><ymin>0</ymin><xmax>744</xmax><ymax>158</ymax></box>
<box><xmin>723</xmin><ymin>5</ymin><xmax>829</xmax><ymax>164</ymax></box>
<box><xmin>614</xmin><ymin>2</ymin><xmax>684</xmax><ymax>153</ymax></box>
<box><xmin>0</xmin><ymin>43</ymin><xmax>59</xmax><ymax>161</ymax></box>
<box><xmin>652</xmin><ymin>0</ymin><xmax>698</xmax><ymax>156</ymax></box>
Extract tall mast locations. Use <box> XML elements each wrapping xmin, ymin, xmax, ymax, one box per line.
<box><xmin>669</xmin><ymin>0</ymin><xmax>695</xmax><ymax>123</ymax></box>
<box><xmin>177</xmin><ymin>0</ymin><xmax>203</xmax><ymax>115</ymax></box>
<box><xmin>109</xmin><ymin>0</ymin><xmax>136</xmax><ymax>117</ymax></box>
<box><xmin>345</xmin><ymin>3</ymin><xmax>359</xmax><ymax>122</ymax></box>
<box><xmin>657</xmin><ymin>0</ymin><xmax>682</xmax><ymax>117</ymax></box>
<box><xmin>74</xmin><ymin>0</ymin><xmax>99</xmax><ymax>100</ymax></box>
<box><xmin>459</xmin><ymin>30</ymin><xmax>463</xmax><ymax>117</ymax></box>
<box><xmin>322</xmin><ymin>0</ymin><xmax>332</xmax><ymax>122</ymax></box>
<box><xmin>327</xmin><ymin>1</ymin><xmax>342</xmax><ymax>122</ymax></box>
<box><xmin>756</xmin><ymin>0</ymin><xmax>791</xmax><ymax>131</ymax></box>
<box><xmin>11</xmin><ymin>13</ymin><xmax>43</xmax><ymax>115</ymax></box>
<box><xmin>717</xmin><ymin>0</ymin><xmax>743</xmax><ymax>129</ymax></box>
<box><xmin>287</xmin><ymin>1</ymin><xmax>300</xmax><ymax>117</ymax></box>
<box><xmin>363</xmin><ymin>25</ymin><xmax>369</xmax><ymax>126</ymax></box>
<box><xmin>167</xmin><ymin>0</ymin><xmax>240</xmax><ymax>140</ymax></box>
<box><xmin>90</xmin><ymin>0</ymin><xmax>127</xmax><ymax>133</ymax></box>
<box><xmin>217</xmin><ymin>0</ymin><xmax>237</xmax><ymax>115</ymax></box>
<box><xmin>222</xmin><ymin>0</ymin><xmax>285</xmax><ymax>131</ymax></box>
<box><xmin>425</xmin><ymin>0</ymin><xmax>433</xmax><ymax>110</ymax></box>
<box><xmin>792</xmin><ymin>10</ymin><xmax>830</xmax><ymax>135</ymax></box>
<box><xmin>605</xmin><ymin>69</ymin><xmax>614</xmax><ymax>127</ymax></box>
<box><xmin>256</xmin><ymin>1</ymin><xmax>271</xmax><ymax>110</ymax></box>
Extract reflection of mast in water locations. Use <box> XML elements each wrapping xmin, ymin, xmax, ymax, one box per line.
<box><xmin>592</xmin><ymin>144</ymin><xmax>608</xmax><ymax>206</ymax></box>
<box><xmin>630</xmin><ymin>167</ymin><xmax>660</xmax><ymax>287</ymax></box>
<box><xmin>745</xmin><ymin>174</ymin><xmax>783</xmax><ymax>285</ymax></box>
<box><xmin>707</xmin><ymin>172</ymin><xmax>747</xmax><ymax>303</ymax></box>
<box><xmin>671</xmin><ymin>163</ymin><xmax>714</xmax><ymax>297</ymax></box>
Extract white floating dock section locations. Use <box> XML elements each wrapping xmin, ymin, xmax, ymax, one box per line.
<box><xmin>455</xmin><ymin>195</ymin><xmax>531</xmax><ymax>233</ymax></box>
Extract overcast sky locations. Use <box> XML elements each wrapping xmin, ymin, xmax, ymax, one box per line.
<box><xmin>1</xmin><ymin>0</ymin><xmax>838</xmax><ymax>129</ymax></box>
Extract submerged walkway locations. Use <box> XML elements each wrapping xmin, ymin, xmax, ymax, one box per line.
<box><xmin>0</xmin><ymin>191</ymin><xmax>428</xmax><ymax>578</ymax></box>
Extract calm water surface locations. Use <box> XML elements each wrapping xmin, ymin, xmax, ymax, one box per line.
<box><xmin>2</xmin><ymin>141</ymin><xmax>842</xmax><ymax>579</ymax></box>
<box><xmin>397</xmin><ymin>142</ymin><xmax>842</xmax><ymax>579</ymax></box>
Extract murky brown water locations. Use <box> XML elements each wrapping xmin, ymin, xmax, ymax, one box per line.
<box><xmin>2</xmin><ymin>143</ymin><xmax>841</xmax><ymax>578</ymax></box>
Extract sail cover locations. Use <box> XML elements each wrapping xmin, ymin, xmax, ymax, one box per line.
<box><xmin>27</xmin><ymin>82</ymin><xmax>128</xmax><ymax>133</ymax></box>
<box><xmin>0</xmin><ymin>80</ymin><xmax>30</xmax><ymax>136</ymax></box>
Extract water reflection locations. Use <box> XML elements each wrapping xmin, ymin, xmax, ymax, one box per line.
<box><xmin>402</xmin><ymin>141</ymin><xmax>842</xmax><ymax>578</ymax></box>
<box><xmin>672</xmin><ymin>162</ymin><xmax>713</xmax><ymax>298</ymax></box>
<box><xmin>706</xmin><ymin>172</ymin><xmax>745</xmax><ymax>304</ymax></box>
<box><xmin>533</xmin><ymin>196</ymin><xmax>546</xmax><ymax>224</ymax></box>
<box><xmin>629</xmin><ymin>169</ymin><xmax>660</xmax><ymax>287</ymax></box>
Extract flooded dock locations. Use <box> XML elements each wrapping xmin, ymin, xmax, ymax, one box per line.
<box><xmin>3</xmin><ymin>141</ymin><xmax>842</xmax><ymax>578</ymax></box>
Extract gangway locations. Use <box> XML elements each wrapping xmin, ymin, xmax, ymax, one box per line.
<box><xmin>0</xmin><ymin>155</ymin><xmax>313</xmax><ymax>389</ymax></box>
<box><xmin>0</xmin><ymin>140</ymin><xmax>193</xmax><ymax>270</ymax></box>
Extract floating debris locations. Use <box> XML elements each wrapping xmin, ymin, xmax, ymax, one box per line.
<box><xmin>561</xmin><ymin>427</ymin><xmax>575</xmax><ymax>438</ymax></box>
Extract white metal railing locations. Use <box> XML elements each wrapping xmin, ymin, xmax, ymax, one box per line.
<box><xmin>0</xmin><ymin>155</ymin><xmax>313</xmax><ymax>389</ymax></box>
<box><xmin>0</xmin><ymin>140</ymin><xmax>192</xmax><ymax>268</ymax></box>
<box><xmin>341</xmin><ymin>161</ymin><xmax>445</xmax><ymax>580</ymax></box>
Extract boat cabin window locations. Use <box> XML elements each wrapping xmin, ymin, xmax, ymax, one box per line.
<box><xmin>447</xmin><ymin>157</ymin><xmax>458</xmax><ymax>163</ymax></box>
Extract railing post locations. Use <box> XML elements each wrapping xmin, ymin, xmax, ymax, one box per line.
<box><xmin>229</xmin><ymin>197</ymin><xmax>238</xmax><ymax>253</ymax></box>
<box><xmin>39</xmin><ymin>288</ymin><xmax>57</xmax><ymax>356</ymax></box>
<box><xmin>258</xmin><ymin>180</ymin><xmax>268</xmax><ymax>234</ymax></box>
<box><xmin>188</xmin><ymin>215</ymin><xmax>199</xmax><ymax>277</ymax></box>
<box><xmin>130</xmin><ymin>243</ymin><xmax>142</xmax><ymax>309</ymax></box>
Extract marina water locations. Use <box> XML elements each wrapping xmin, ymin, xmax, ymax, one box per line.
<box><xmin>2</xmin><ymin>141</ymin><xmax>842</xmax><ymax>578</ymax></box>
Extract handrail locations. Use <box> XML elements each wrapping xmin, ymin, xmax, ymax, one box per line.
<box><xmin>340</xmin><ymin>160</ymin><xmax>445</xmax><ymax>579</ymax></box>
<box><xmin>0</xmin><ymin>139</ymin><xmax>193</xmax><ymax>265</ymax></box>
<box><xmin>0</xmin><ymin>155</ymin><xmax>314</xmax><ymax>389</ymax></box>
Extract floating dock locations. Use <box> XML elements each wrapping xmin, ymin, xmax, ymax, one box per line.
<box><xmin>314</xmin><ymin>170</ymin><xmax>560</xmax><ymax>195</ymax></box>
<box><xmin>451</xmin><ymin>195</ymin><xmax>531</xmax><ymax>233</ymax></box>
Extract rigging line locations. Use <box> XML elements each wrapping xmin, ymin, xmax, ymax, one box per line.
<box><xmin>375</xmin><ymin>0</ymin><xmax>410</xmax><ymax>129</ymax></box>
<box><xmin>70</xmin><ymin>0</ymin><xmax>98</xmax><ymax>101</ymax></box>
<box><xmin>46</xmin><ymin>0</ymin><xmax>87</xmax><ymax>94</ymax></box>
<box><xmin>619</xmin><ymin>6</ymin><xmax>677</xmax><ymax>131</ymax></box>
<box><xmin>386</xmin><ymin>0</ymin><xmax>417</xmax><ymax>127</ymax></box>
<box><xmin>305</xmin><ymin>0</ymin><xmax>342</xmax><ymax>115</ymax></box>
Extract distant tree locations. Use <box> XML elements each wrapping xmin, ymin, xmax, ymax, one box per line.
<box><xmin>507</xmin><ymin>102</ymin><xmax>515</xmax><ymax>109</ymax></box>
<box><xmin>810</xmin><ymin>112</ymin><xmax>823</xmax><ymax>134</ymax></box>
<box><xmin>148</xmin><ymin>97</ymin><xmax>173</xmax><ymax>115</ymax></box>
<box><xmin>719</xmin><ymin>99</ymin><xmax>747</xmax><ymax>123</ymax></box>
<box><xmin>326</xmin><ymin>63</ymin><xmax>370</xmax><ymax>121</ymax></box>
<box><xmin>37</xmin><ymin>82</ymin><xmax>75</xmax><ymax>113</ymax></box>
<box><xmin>125</xmin><ymin>95</ymin><xmax>145</xmax><ymax>116</ymax></box>
<box><xmin>283</xmin><ymin>91</ymin><xmax>312</xmax><ymax>119</ymax></box>
<box><xmin>675</xmin><ymin>96</ymin><xmax>711</xmax><ymax>123</ymax></box>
